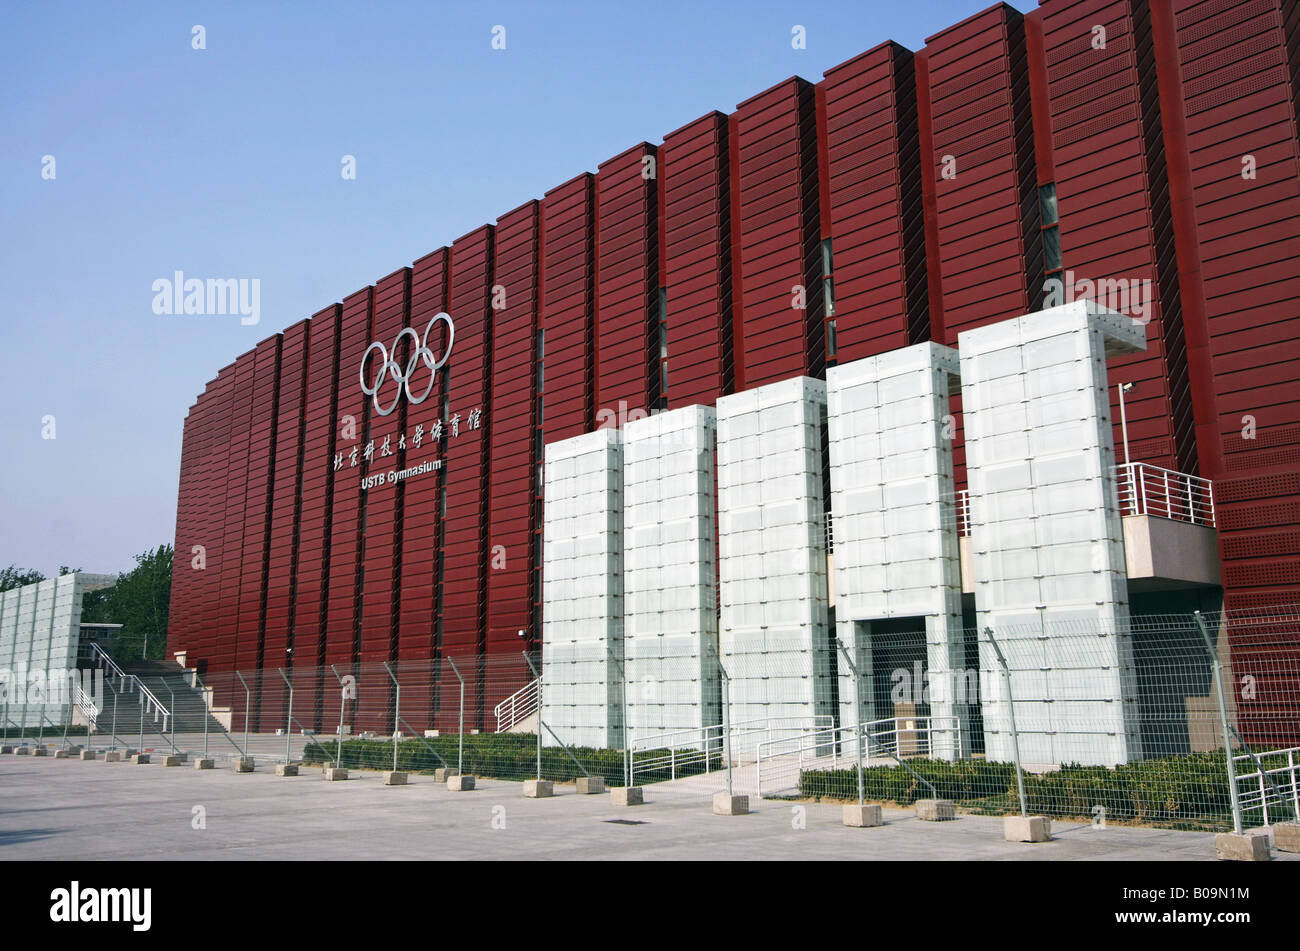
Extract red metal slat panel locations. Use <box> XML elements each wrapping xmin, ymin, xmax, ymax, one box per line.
<box><xmin>487</xmin><ymin>201</ymin><xmax>541</xmax><ymax>682</ymax></box>
<box><xmin>325</xmin><ymin>289</ymin><xmax>373</xmax><ymax>675</ymax></box>
<box><xmin>732</xmin><ymin>77</ymin><xmax>823</xmax><ymax>388</ymax></box>
<box><xmin>441</xmin><ymin>226</ymin><xmax>494</xmax><ymax>726</ymax></box>
<box><xmin>541</xmin><ymin>175</ymin><xmax>596</xmax><ymax>441</ymax></box>
<box><xmin>596</xmin><ymin>143</ymin><xmax>657</xmax><ymax>421</ymax></box>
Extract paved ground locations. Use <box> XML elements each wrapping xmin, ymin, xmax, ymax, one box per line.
<box><xmin>4</xmin><ymin>752</ymin><xmax>1293</xmax><ymax>861</ymax></box>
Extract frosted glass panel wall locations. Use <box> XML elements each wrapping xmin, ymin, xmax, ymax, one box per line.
<box><xmin>0</xmin><ymin>572</ymin><xmax>115</xmax><ymax>727</ymax></box>
<box><xmin>827</xmin><ymin>344</ymin><xmax>968</xmax><ymax>759</ymax></box>
<box><xmin>541</xmin><ymin>429</ymin><xmax>625</xmax><ymax>749</ymax></box>
<box><xmin>716</xmin><ymin>377</ymin><xmax>832</xmax><ymax>738</ymax></box>
<box><xmin>959</xmin><ymin>301</ymin><xmax>1145</xmax><ymax>766</ymax></box>
<box><xmin>622</xmin><ymin>406</ymin><xmax>721</xmax><ymax>746</ymax></box>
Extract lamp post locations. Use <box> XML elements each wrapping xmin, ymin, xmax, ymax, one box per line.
<box><xmin>1117</xmin><ymin>381</ymin><xmax>1136</xmax><ymax>468</ymax></box>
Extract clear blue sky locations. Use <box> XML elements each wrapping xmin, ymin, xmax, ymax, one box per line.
<box><xmin>0</xmin><ymin>0</ymin><xmax>1021</xmax><ymax>575</ymax></box>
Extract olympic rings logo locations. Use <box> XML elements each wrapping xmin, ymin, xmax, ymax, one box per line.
<box><xmin>359</xmin><ymin>312</ymin><xmax>455</xmax><ymax>416</ymax></box>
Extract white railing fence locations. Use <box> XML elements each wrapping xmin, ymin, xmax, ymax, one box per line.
<box><xmin>953</xmin><ymin>464</ymin><xmax>1214</xmax><ymax>538</ymax></box>
<box><xmin>88</xmin><ymin>643</ymin><xmax>171</xmax><ymax>732</ymax></box>
<box><xmin>1116</xmin><ymin>462</ymin><xmax>1216</xmax><ymax>526</ymax></box>
<box><xmin>1233</xmin><ymin>746</ymin><xmax>1300</xmax><ymax>827</ymax></box>
<box><xmin>628</xmin><ymin>715</ymin><xmax>835</xmax><ymax>784</ymax></box>
<box><xmin>73</xmin><ymin>684</ymin><xmax>99</xmax><ymax>728</ymax></box>
<box><xmin>755</xmin><ymin>716</ymin><xmax>960</xmax><ymax>797</ymax></box>
<box><xmin>494</xmin><ymin>678</ymin><xmax>539</xmax><ymax>732</ymax></box>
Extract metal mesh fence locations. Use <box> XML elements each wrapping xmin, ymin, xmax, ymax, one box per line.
<box><xmin>7</xmin><ymin>606</ymin><xmax>1299</xmax><ymax>834</ymax></box>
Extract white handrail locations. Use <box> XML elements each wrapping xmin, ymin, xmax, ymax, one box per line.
<box><xmin>951</xmin><ymin>464</ymin><xmax>1215</xmax><ymax>539</ymax></box>
<box><xmin>74</xmin><ymin>684</ymin><xmax>99</xmax><ymax>728</ymax></box>
<box><xmin>628</xmin><ymin>715</ymin><xmax>835</xmax><ymax>783</ymax></box>
<box><xmin>89</xmin><ymin>645</ymin><xmax>171</xmax><ymax>731</ymax></box>
<box><xmin>755</xmin><ymin>715</ymin><xmax>962</xmax><ymax>796</ymax></box>
<box><xmin>89</xmin><ymin>642</ymin><xmax>128</xmax><ymax>687</ymax></box>
<box><xmin>494</xmin><ymin>678</ymin><xmax>539</xmax><ymax>732</ymax></box>
<box><xmin>1114</xmin><ymin>462</ymin><xmax>1215</xmax><ymax>526</ymax></box>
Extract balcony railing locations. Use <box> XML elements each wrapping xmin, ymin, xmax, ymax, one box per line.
<box><xmin>953</xmin><ymin>463</ymin><xmax>1214</xmax><ymax>537</ymax></box>
<box><xmin>1115</xmin><ymin>462</ymin><xmax>1216</xmax><ymax>527</ymax></box>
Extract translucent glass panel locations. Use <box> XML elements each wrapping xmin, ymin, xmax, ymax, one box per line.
<box><xmin>959</xmin><ymin>301</ymin><xmax>1145</xmax><ymax>766</ymax></box>
<box><xmin>716</xmin><ymin>377</ymin><xmax>833</xmax><ymax>740</ymax></box>
<box><xmin>622</xmin><ymin>406</ymin><xmax>720</xmax><ymax>745</ymax></box>
<box><xmin>827</xmin><ymin>344</ymin><xmax>967</xmax><ymax>759</ymax></box>
<box><xmin>541</xmin><ymin>429</ymin><xmax>625</xmax><ymax>749</ymax></box>
<box><xmin>0</xmin><ymin>573</ymin><xmax>114</xmax><ymax>726</ymax></box>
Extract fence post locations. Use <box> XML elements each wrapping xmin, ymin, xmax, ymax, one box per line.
<box><xmin>2</xmin><ymin>701</ymin><xmax>7</xmax><ymax>745</ymax></box>
<box><xmin>235</xmin><ymin>670</ymin><xmax>251</xmax><ymax>755</ymax></box>
<box><xmin>164</xmin><ymin>680</ymin><xmax>176</xmax><ymax>754</ymax></box>
<box><xmin>383</xmin><ymin>661</ymin><xmax>400</xmax><ymax>773</ymax></box>
<box><xmin>985</xmin><ymin>628</ymin><xmax>1027</xmax><ymax>818</ymax></box>
<box><xmin>835</xmin><ymin>637</ymin><xmax>865</xmax><ymax>807</ymax></box>
<box><xmin>1193</xmin><ymin>611</ymin><xmax>1244</xmax><ymax>835</ymax></box>
<box><xmin>447</xmin><ymin>658</ymin><xmax>464</xmax><ymax>777</ymax></box>
<box><xmin>522</xmin><ymin>651</ymin><xmax>541</xmax><ymax>781</ymax></box>
<box><xmin>1291</xmin><ymin>750</ymin><xmax>1299</xmax><ymax>820</ymax></box>
<box><xmin>712</xmin><ymin>651</ymin><xmax>733</xmax><ymax>799</ymax></box>
<box><xmin>329</xmin><ymin>665</ymin><xmax>347</xmax><ymax>768</ymax></box>
<box><xmin>19</xmin><ymin>681</ymin><xmax>29</xmax><ymax>744</ymax></box>
<box><xmin>607</xmin><ymin>651</ymin><xmax>631</xmax><ymax>788</ymax></box>
<box><xmin>277</xmin><ymin>668</ymin><xmax>295</xmax><ymax>764</ymax></box>
<box><xmin>136</xmin><ymin>678</ymin><xmax>145</xmax><ymax>751</ymax></box>
<box><xmin>110</xmin><ymin>690</ymin><xmax>118</xmax><ymax>750</ymax></box>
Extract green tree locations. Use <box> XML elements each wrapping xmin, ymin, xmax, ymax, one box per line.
<box><xmin>0</xmin><ymin>565</ymin><xmax>46</xmax><ymax>591</ymax></box>
<box><xmin>101</xmin><ymin>545</ymin><xmax>173</xmax><ymax>662</ymax></box>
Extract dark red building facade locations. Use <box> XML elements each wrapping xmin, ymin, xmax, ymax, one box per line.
<box><xmin>168</xmin><ymin>0</ymin><xmax>1300</xmax><ymax>729</ymax></box>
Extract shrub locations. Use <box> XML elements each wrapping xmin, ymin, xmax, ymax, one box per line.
<box><xmin>800</xmin><ymin>752</ymin><xmax>1244</xmax><ymax>831</ymax></box>
<box><xmin>300</xmin><ymin>732</ymin><xmax>719</xmax><ymax>787</ymax></box>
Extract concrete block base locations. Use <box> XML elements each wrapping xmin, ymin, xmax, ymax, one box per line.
<box><xmin>433</xmin><ymin>767</ymin><xmax>455</xmax><ymax>782</ymax></box>
<box><xmin>843</xmin><ymin>804</ymin><xmax>883</xmax><ymax>827</ymax></box>
<box><xmin>447</xmin><ymin>774</ymin><xmax>475</xmax><ymax>791</ymax></box>
<box><xmin>713</xmin><ymin>792</ymin><xmax>749</xmax><ymax>816</ymax></box>
<box><xmin>54</xmin><ymin>749</ymin><xmax>70</xmax><ymax>759</ymax></box>
<box><xmin>916</xmin><ymin>799</ymin><xmax>956</xmax><ymax>821</ymax></box>
<box><xmin>193</xmin><ymin>758</ymin><xmax>214</xmax><ymax>770</ymax></box>
<box><xmin>275</xmin><ymin>763</ymin><xmax>299</xmax><ymax>777</ymax></box>
<box><xmin>611</xmin><ymin>786</ymin><xmax>643</xmax><ymax>806</ymax></box>
<box><xmin>79</xmin><ymin>750</ymin><xmax>96</xmax><ymax>760</ymax></box>
<box><xmin>1215</xmin><ymin>832</ymin><xmax>1270</xmax><ymax>862</ymax></box>
<box><xmin>232</xmin><ymin>757</ymin><xmax>254</xmax><ymax>773</ymax></box>
<box><xmin>131</xmin><ymin>753</ymin><xmax>151</xmax><ymax>765</ymax></box>
<box><xmin>172</xmin><ymin>752</ymin><xmax>188</xmax><ymax>763</ymax></box>
<box><xmin>523</xmin><ymin>779</ymin><xmax>553</xmax><ymax>798</ymax></box>
<box><xmin>1004</xmin><ymin>815</ymin><xmax>1051</xmax><ymax>842</ymax></box>
<box><xmin>383</xmin><ymin>771</ymin><xmax>408</xmax><ymax>786</ymax></box>
<box><xmin>576</xmin><ymin>776</ymin><xmax>605</xmax><ymax>795</ymax></box>
<box><xmin>323</xmin><ymin>767</ymin><xmax>348</xmax><ymax>781</ymax></box>
<box><xmin>13</xmin><ymin>746</ymin><xmax>31</xmax><ymax>755</ymax></box>
<box><xmin>0</xmin><ymin>745</ymin><xmax>12</xmax><ymax>754</ymax></box>
<box><xmin>162</xmin><ymin>755</ymin><xmax>182</xmax><ymax>767</ymax></box>
<box><xmin>32</xmin><ymin>747</ymin><xmax>48</xmax><ymax>757</ymax></box>
<box><xmin>103</xmin><ymin>751</ymin><xmax>121</xmax><ymax>762</ymax></box>
<box><xmin>1273</xmin><ymin>822</ymin><xmax>1300</xmax><ymax>853</ymax></box>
